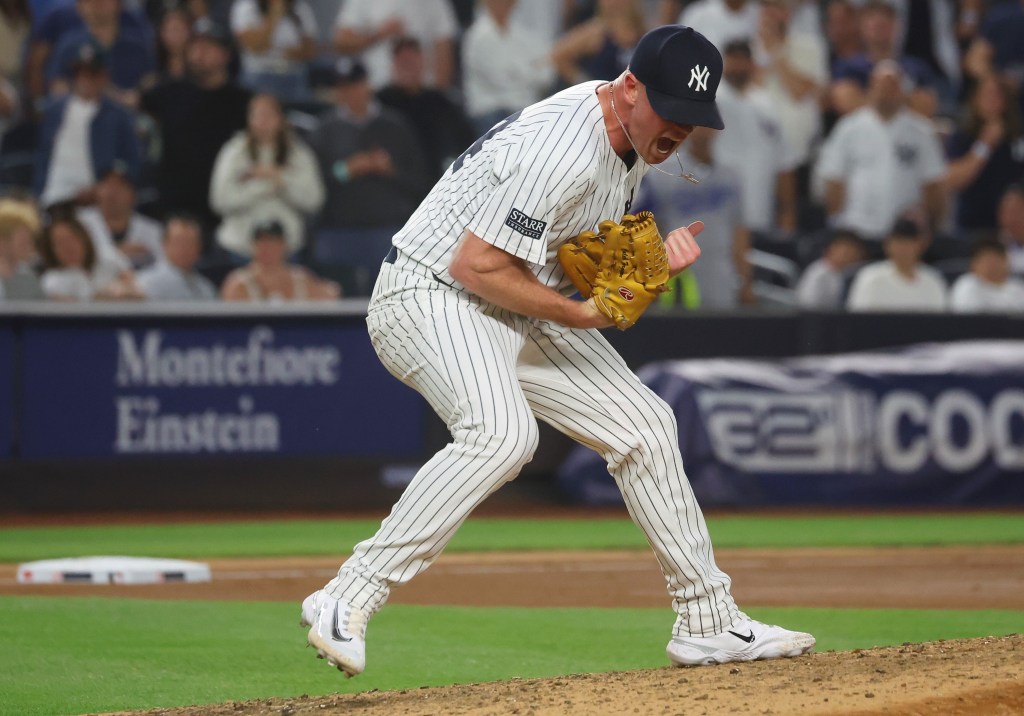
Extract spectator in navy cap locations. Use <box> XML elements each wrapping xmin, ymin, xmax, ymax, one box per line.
<box><xmin>33</xmin><ymin>36</ymin><xmax>142</xmax><ymax>208</ymax></box>
<box><xmin>307</xmin><ymin>56</ymin><xmax>430</xmax><ymax>294</ymax></box>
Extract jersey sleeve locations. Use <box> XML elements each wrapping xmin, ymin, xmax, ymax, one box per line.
<box><xmin>465</xmin><ymin>145</ymin><xmax>562</xmax><ymax>267</ymax></box>
<box><xmin>917</xmin><ymin>122</ymin><xmax>948</xmax><ymax>183</ymax></box>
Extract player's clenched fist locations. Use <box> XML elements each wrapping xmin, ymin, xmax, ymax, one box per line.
<box><xmin>665</xmin><ymin>221</ymin><xmax>704</xmax><ymax>276</ymax></box>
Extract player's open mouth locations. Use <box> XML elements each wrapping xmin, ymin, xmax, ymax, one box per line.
<box><xmin>656</xmin><ymin>137</ymin><xmax>678</xmax><ymax>155</ymax></box>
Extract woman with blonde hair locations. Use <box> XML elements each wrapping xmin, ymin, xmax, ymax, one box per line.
<box><xmin>209</xmin><ymin>92</ymin><xmax>324</xmax><ymax>259</ymax></box>
<box><xmin>0</xmin><ymin>198</ymin><xmax>43</xmax><ymax>300</ymax></box>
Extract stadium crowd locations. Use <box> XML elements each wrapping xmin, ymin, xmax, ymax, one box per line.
<box><xmin>0</xmin><ymin>0</ymin><xmax>1022</xmax><ymax>312</ymax></box>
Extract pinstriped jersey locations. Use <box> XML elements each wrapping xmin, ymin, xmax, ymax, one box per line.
<box><xmin>391</xmin><ymin>81</ymin><xmax>648</xmax><ymax>292</ymax></box>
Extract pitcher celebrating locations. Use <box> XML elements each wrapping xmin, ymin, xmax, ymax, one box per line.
<box><xmin>301</xmin><ymin>25</ymin><xmax>815</xmax><ymax>675</ymax></box>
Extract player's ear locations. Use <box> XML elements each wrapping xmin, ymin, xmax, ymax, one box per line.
<box><xmin>622</xmin><ymin>72</ymin><xmax>640</xmax><ymax>107</ymax></box>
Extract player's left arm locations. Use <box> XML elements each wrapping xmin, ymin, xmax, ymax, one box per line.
<box><xmin>449</xmin><ymin>230</ymin><xmax>612</xmax><ymax>329</ymax></box>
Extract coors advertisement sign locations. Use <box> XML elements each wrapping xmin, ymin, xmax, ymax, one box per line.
<box><xmin>559</xmin><ymin>342</ymin><xmax>1024</xmax><ymax>506</ymax></box>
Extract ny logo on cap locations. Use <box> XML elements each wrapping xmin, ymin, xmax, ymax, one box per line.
<box><xmin>688</xmin><ymin>64</ymin><xmax>710</xmax><ymax>92</ymax></box>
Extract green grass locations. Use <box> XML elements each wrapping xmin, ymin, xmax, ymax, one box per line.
<box><xmin>0</xmin><ymin>596</ymin><xmax>1020</xmax><ymax>716</ymax></box>
<box><xmin>1</xmin><ymin>513</ymin><xmax>1022</xmax><ymax>563</ymax></box>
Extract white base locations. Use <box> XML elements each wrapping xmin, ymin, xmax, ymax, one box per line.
<box><xmin>17</xmin><ymin>556</ymin><xmax>211</xmax><ymax>585</ymax></box>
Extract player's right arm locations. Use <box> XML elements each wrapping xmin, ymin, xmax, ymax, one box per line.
<box><xmin>449</xmin><ymin>231</ymin><xmax>612</xmax><ymax>330</ymax></box>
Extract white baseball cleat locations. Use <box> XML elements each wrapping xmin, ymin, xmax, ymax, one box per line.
<box><xmin>301</xmin><ymin>590</ymin><xmax>368</xmax><ymax>677</ymax></box>
<box><xmin>667</xmin><ymin>618</ymin><xmax>815</xmax><ymax>666</ymax></box>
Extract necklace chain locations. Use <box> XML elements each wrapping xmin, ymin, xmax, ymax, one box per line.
<box><xmin>607</xmin><ymin>82</ymin><xmax>701</xmax><ymax>185</ymax></box>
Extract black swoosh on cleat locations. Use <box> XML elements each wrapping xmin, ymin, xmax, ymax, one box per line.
<box><xmin>728</xmin><ymin>630</ymin><xmax>755</xmax><ymax>643</ymax></box>
<box><xmin>331</xmin><ymin>604</ymin><xmax>353</xmax><ymax>643</ymax></box>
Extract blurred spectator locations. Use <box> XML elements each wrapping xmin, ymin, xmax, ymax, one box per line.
<box><xmin>221</xmin><ymin>218</ymin><xmax>339</xmax><ymax>300</ymax></box>
<box><xmin>981</xmin><ymin>0</ymin><xmax>1024</xmax><ymax>83</ymax></box>
<box><xmin>824</xmin><ymin>0</ymin><xmax>860</xmax><ymax>72</ymax></box>
<box><xmin>27</xmin><ymin>0</ymin><xmax>152</xmax><ymax>111</ymax></box>
<box><xmin>0</xmin><ymin>1</ymin><xmax>32</xmax><ymax>84</ymax></box>
<box><xmin>830</xmin><ymin>0</ymin><xmax>939</xmax><ymax>119</ymax></box>
<box><xmin>945</xmin><ymin>73</ymin><xmax>1024</xmax><ymax>237</ymax></box>
<box><xmin>77</xmin><ymin>161</ymin><xmax>163</xmax><ymax>269</ymax></box>
<box><xmin>462</xmin><ymin>0</ymin><xmax>556</xmax><ymax>136</ymax></box>
<box><xmin>795</xmin><ymin>229</ymin><xmax>866</xmax><ymax>309</ymax></box>
<box><xmin>48</xmin><ymin>0</ymin><xmax>156</xmax><ymax>108</ymax></box>
<box><xmin>816</xmin><ymin>61</ymin><xmax>946</xmax><ymax>242</ymax></box>
<box><xmin>846</xmin><ymin>217</ymin><xmax>947</xmax><ymax>311</ymax></box>
<box><xmin>998</xmin><ymin>183</ymin><xmax>1024</xmax><ymax>274</ymax></box>
<box><xmin>752</xmin><ymin>0</ymin><xmax>827</xmax><ymax>170</ymax></box>
<box><xmin>141</xmin><ymin>17</ymin><xmax>250</xmax><ymax>238</ymax></box>
<box><xmin>155</xmin><ymin>4</ymin><xmax>190</xmax><ymax>81</ymax></box>
<box><xmin>638</xmin><ymin>126</ymin><xmax>753</xmax><ymax>309</ymax></box>
<box><xmin>714</xmin><ymin>40</ymin><xmax>797</xmax><ymax>237</ymax></box>
<box><xmin>678</xmin><ymin>0</ymin><xmax>759</xmax><ymax>52</ymax></box>
<box><xmin>0</xmin><ymin>197</ymin><xmax>44</xmax><ymax>300</ymax></box>
<box><xmin>950</xmin><ymin>239</ymin><xmax>1024</xmax><ymax>312</ymax></box>
<box><xmin>308</xmin><ymin>58</ymin><xmax>429</xmax><ymax>281</ymax></box>
<box><xmin>39</xmin><ymin>211</ymin><xmax>142</xmax><ymax>300</ymax></box>
<box><xmin>551</xmin><ymin>0</ymin><xmax>646</xmax><ymax>85</ymax></box>
<box><xmin>209</xmin><ymin>92</ymin><xmax>323</xmax><ymax>258</ymax></box>
<box><xmin>333</xmin><ymin>0</ymin><xmax>458</xmax><ymax>91</ymax></box>
<box><xmin>136</xmin><ymin>212</ymin><xmax>217</xmax><ymax>299</ymax></box>
<box><xmin>34</xmin><ymin>38</ymin><xmax>142</xmax><ymax>208</ymax></box>
<box><xmin>378</xmin><ymin>37</ymin><xmax>475</xmax><ymax>178</ymax></box>
<box><xmin>889</xmin><ymin>0</ymin><xmax>960</xmax><ymax>109</ymax></box>
<box><xmin>230</xmin><ymin>0</ymin><xmax>317</xmax><ymax>102</ymax></box>
<box><xmin>509</xmin><ymin>0</ymin><xmax>573</xmax><ymax>50</ymax></box>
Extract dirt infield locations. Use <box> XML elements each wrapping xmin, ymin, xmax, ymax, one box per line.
<box><xmin>111</xmin><ymin>634</ymin><xmax>1024</xmax><ymax>716</ymax></box>
<box><xmin>6</xmin><ymin>544</ymin><xmax>1024</xmax><ymax>714</ymax></box>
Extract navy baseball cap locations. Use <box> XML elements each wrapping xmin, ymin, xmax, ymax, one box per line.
<box><xmin>628</xmin><ymin>25</ymin><xmax>724</xmax><ymax>130</ymax></box>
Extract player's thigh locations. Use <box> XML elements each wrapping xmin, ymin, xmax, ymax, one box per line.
<box><xmin>517</xmin><ymin>322</ymin><xmax>679</xmax><ymax>455</ymax></box>
<box><xmin>369</xmin><ymin>289</ymin><xmax>534</xmax><ymax>432</ymax></box>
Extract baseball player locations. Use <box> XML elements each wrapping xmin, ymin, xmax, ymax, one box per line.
<box><xmin>301</xmin><ymin>25</ymin><xmax>815</xmax><ymax>676</ymax></box>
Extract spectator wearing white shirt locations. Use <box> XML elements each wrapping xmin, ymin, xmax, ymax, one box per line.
<box><xmin>997</xmin><ymin>184</ymin><xmax>1024</xmax><ymax>276</ymax></box>
<box><xmin>950</xmin><ymin>240</ymin><xmax>1024</xmax><ymax>313</ymax></box>
<box><xmin>714</xmin><ymin>40</ymin><xmax>797</xmax><ymax>237</ymax></box>
<box><xmin>333</xmin><ymin>0</ymin><xmax>458</xmax><ymax>91</ymax></box>
<box><xmin>137</xmin><ymin>214</ymin><xmax>218</xmax><ymax>301</ymax></box>
<box><xmin>679</xmin><ymin>0</ymin><xmax>759</xmax><ymax>53</ymax></box>
<box><xmin>230</xmin><ymin>0</ymin><xmax>317</xmax><ymax>102</ymax></box>
<box><xmin>209</xmin><ymin>92</ymin><xmax>324</xmax><ymax>258</ymax></box>
<box><xmin>846</xmin><ymin>218</ymin><xmax>947</xmax><ymax>312</ymax></box>
<box><xmin>816</xmin><ymin>60</ymin><xmax>946</xmax><ymax>243</ymax></box>
<box><xmin>77</xmin><ymin>162</ymin><xmax>163</xmax><ymax>271</ymax></box>
<box><xmin>752</xmin><ymin>0</ymin><xmax>827</xmax><ymax>168</ymax></box>
<box><xmin>796</xmin><ymin>229</ymin><xmax>866</xmax><ymax>309</ymax></box>
<box><xmin>462</xmin><ymin>0</ymin><xmax>556</xmax><ymax>135</ymax></box>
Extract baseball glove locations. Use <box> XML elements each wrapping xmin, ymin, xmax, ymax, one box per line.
<box><xmin>558</xmin><ymin>211</ymin><xmax>670</xmax><ymax>330</ymax></box>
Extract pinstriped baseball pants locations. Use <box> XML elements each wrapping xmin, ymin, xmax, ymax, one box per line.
<box><xmin>325</xmin><ymin>263</ymin><xmax>742</xmax><ymax>637</ymax></box>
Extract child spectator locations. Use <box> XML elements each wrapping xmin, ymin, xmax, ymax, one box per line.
<box><xmin>796</xmin><ymin>229</ymin><xmax>866</xmax><ymax>310</ymax></box>
<box><xmin>950</xmin><ymin>240</ymin><xmax>1024</xmax><ymax>313</ymax></box>
<box><xmin>846</xmin><ymin>218</ymin><xmax>947</xmax><ymax>312</ymax></box>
